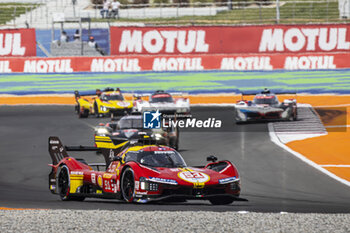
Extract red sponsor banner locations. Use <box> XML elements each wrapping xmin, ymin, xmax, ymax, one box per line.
<box><xmin>0</xmin><ymin>28</ymin><xmax>36</xmax><ymax>57</ymax></box>
<box><xmin>110</xmin><ymin>24</ymin><xmax>350</xmax><ymax>55</ymax></box>
<box><xmin>1</xmin><ymin>53</ymin><xmax>350</xmax><ymax>73</ymax></box>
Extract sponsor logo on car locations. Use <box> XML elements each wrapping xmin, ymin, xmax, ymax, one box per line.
<box><xmin>97</xmin><ymin>175</ymin><xmax>103</xmax><ymax>188</ymax></box>
<box><xmin>70</xmin><ymin>171</ymin><xmax>83</xmax><ymax>175</ymax></box>
<box><xmin>117</xmin><ymin>101</ymin><xmax>130</xmax><ymax>107</ymax></box>
<box><xmin>49</xmin><ymin>140</ymin><xmax>60</xmax><ymax>144</ymax></box>
<box><xmin>148</xmin><ymin>177</ymin><xmax>178</xmax><ymax>185</ymax></box>
<box><xmin>219</xmin><ymin>176</ymin><xmax>238</xmax><ymax>184</ymax></box>
<box><xmin>91</xmin><ymin>173</ymin><xmax>96</xmax><ymax>184</ymax></box>
<box><xmin>178</xmin><ymin>171</ymin><xmax>210</xmax><ymax>183</ymax></box>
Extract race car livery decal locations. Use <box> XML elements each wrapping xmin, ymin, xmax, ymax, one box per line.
<box><xmin>91</xmin><ymin>173</ymin><xmax>96</xmax><ymax>184</ymax></box>
<box><xmin>103</xmin><ymin>173</ymin><xmax>113</xmax><ymax>179</ymax></box>
<box><xmin>148</xmin><ymin>177</ymin><xmax>178</xmax><ymax>185</ymax></box>
<box><xmin>117</xmin><ymin>101</ymin><xmax>131</xmax><ymax>107</ymax></box>
<box><xmin>178</xmin><ymin>171</ymin><xmax>210</xmax><ymax>184</ymax></box>
<box><xmin>97</xmin><ymin>175</ymin><xmax>103</xmax><ymax>188</ymax></box>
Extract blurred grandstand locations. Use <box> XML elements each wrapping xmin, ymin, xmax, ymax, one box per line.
<box><xmin>1</xmin><ymin>0</ymin><xmax>349</xmax><ymax>29</ymax></box>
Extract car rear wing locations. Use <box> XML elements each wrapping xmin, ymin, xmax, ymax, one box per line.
<box><xmin>241</xmin><ymin>89</ymin><xmax>297</xmax><ymax>96</ymax></box>
<box><xmin>48</xmin><ymin>136</ymin><xmax>127</xmax><ymax>168</ymax></box>
<box><xmin>239</xmin><ymin>89</ymin><xmax>297</xmax><ymax>100</ymax></box>
<box><xmin>74</xmin><ymin>88</ymin><xmax>122</xmax><ymax>98</ymax></box>
<box><xmin>49</xmin><ymin>135</ymin><xmax>158</xmax><ymax>168</ymax></box>
<box><xmin>48</xmin><ymin>136</ymin><xmax>69</xmax><ymax>165</ymax></box>
<box><xmin>133</xmin><ymin>91</ymin><xmax>189</xmax><ymax>98</ymax></box>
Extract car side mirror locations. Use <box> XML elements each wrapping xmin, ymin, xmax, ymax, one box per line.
<box><xmin>207</xmin><ymin>155</ymin><xmax>218</xmax><ymax>162</ymax></box>
<box><xmin>113</xmin><ymin>156</ymin><xmax>122</xmax><ymax>162</ymax></box>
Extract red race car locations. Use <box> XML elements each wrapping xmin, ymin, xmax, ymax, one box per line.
<box><xmin>48</xmin><ymin>136</ymin><xmax>246</xmax><ymax>205</ymax></box>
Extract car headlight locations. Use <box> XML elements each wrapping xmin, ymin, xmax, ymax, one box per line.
<box><xmin>237</xmin><ymin>109</ymin><xmax>246</xmax><ymax>120</ymax></box>
<box><xmin>140</xmin><ymin>181</ymin><xmax>146</xmax><ymax>190</ymax></box>
<box><xmin>96</xmin><ymin>128</ymin><xmax>111</xmax><ymax>135</ymax></box>
<box><xmin>154</xmin><ymin>133</ymin><xmax>163</xmax><ymax>140</ymax></box>
<box><xmin>100</xmin><ymin>106</ymin><xmax>107</xmax><ymax>112</ymax></box>
<box><xmin>140</xmin><ymin>180</ymin><xmax>159</xmax><ymax>191</ymax></box>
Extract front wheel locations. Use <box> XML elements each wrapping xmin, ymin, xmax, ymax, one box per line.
<box><xmin>121</xmin><ymin>167</ymin><xmax>135</xmax><ymax>202</ymax></box>
<box><xmin>57</xmin><ymin>165</ymin><xmax>85</xmax><ymax>201</ymax></box>
<box><xmin>209</xmin><ymin>196</ymin><xmax>234</xmax><ymax>205</ymax></box>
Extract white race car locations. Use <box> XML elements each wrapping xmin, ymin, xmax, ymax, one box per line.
<box><xmin>133</xmin><ymin>90</ymin><xmax>190</xmax><ymax>116</ymax></box>
<box><xmin>234</xmin><ymin>89</ymin><xmax>297</xmax><ymax>124</ymax></box>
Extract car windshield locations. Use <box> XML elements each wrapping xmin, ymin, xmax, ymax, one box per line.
<box><xmin>253</xmin><ymin>97</ymin><xmax>278</xmax><ymax>105</ymax></box>
<box><xmin>124</xmin><ymin>150</ymin><xmax>187</xmax><ymax>168</ymax></box>
<box><xmin>150</xmin><ymin>94</ymin><xmax>173</xmax><ymax>103</ymax></box>
<box><xmin>102</xmin><ymin>94</ymin><xmax>124</xmax><ymax>101</ymax></box>
<box><xmin>118</xmin><ymin>118</ymin><xmax>143</xmax><ymax>129</ymax></box>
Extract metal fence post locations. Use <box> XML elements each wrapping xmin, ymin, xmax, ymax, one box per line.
<box><xmin>13</xmin><ymin>6</ymin><xmax>17</xmax><ymax>26</ymax></box>
<box><xmin>276</xmin><ymin>0</ymin><xmax>280</xmax><ymax>24</ymax></box>
<box><xmin>292</xmin><ymin>0</ymin><xmax>296</xmax><ymax>23</ymax></box>
<box><xmin>30</xmin><ymin>6</ymin><xmax>33</xmax><ymax>23</ymax></box>
<box><xmin>326</xmin><ymin>0</ymin><xmax>329</xmax><ymax>23</ymax></box>
<box><xmin>310</xmin><ymin>1</ymin><xmax>313</xmax><ymax>21</ymax></box>
<box><xmin>46</xmin><ymin>5</ymin><xmax>49</xmax><ymax>29</ymax></box>
<box><xmin>259</xmin><ymin>2</ymin><xmax>262</xmax><ymax>22</ymax></box>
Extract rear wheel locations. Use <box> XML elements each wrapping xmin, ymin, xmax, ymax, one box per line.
<box><xmin>121</xmin><ymin>167</ymin><xmax>135</xmax><ymax>202</ymax></box>
<box><xmin>293</xmin><ymin>107</ymin><xmax>298</xmax><ymax>121</ymax></box>
<box><xmin>57</xmin><ymin>166</ymin><xmax>85</xmax><ymax>201</ymax></box>
<box><xmin>209</xmin><ymin>197</ymin><xmax>234</xmax><ymax>205</ymax></box>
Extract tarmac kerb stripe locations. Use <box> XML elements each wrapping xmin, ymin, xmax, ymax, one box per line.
<box><xmin>268</xmin><ymin>123</ymin><xmax>350</xmax><ymax>188</ymax></box>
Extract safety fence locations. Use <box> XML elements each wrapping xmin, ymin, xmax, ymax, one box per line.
<box><xmin>1</xmin><ymin>1</ymin><xmax>349</xmax><ymax>29</ymax></box>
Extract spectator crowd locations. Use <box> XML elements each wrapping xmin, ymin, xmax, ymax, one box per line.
<box><xmin>101</xmin><ymin>0</ymin><xmax>121</xmax><ymax>19</ymax></box>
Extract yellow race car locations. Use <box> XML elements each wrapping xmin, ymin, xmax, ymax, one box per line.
<box><xmin>74</xmin><ymin>88</ymin><xmax>133</xmax><ymax>118</ymax></box>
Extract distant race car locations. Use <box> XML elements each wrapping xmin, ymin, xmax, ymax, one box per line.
<box><xmin>133</xmin><ymin>90</ymin><xmax>190</xmax><ymax>116</ymax></box>
<box><xmin>94</xmin><ymin>114</ymin><xmax>179</xmax><ymax>150</ymax></box>
<box><xmin>48</xmin><ymin>136</ymin><xmax>246</xmax><ymax>204</ymax></box>
<box><xmin>234</xmin><ymin>89</ymin><xmax>297</xmax><ymax>123</ymax></box>
<box><xmin>74</xmin><ymin>88</ymin><xmax>133</xmax><ymax>118</ymax></box>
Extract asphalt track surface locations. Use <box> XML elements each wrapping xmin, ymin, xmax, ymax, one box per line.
<box><xmin>1</xmin><ymin>106</ymin><xmax>350</xmax><ymax>213</ymax></box>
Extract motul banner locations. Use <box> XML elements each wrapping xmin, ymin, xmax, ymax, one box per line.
<box><xmin>0</xmin><ymin>28</ymin><xmax>36</xmax><ymax>57</ymax></box>
<box><xmin>110</xmin><ymin>25</ymin><xmax>350</xmax><ymax>55</ymax></box>
<box><xmin>1</xmin><ymin>53</ymin><xmax>350</xmax><ymax>73</ymax></box>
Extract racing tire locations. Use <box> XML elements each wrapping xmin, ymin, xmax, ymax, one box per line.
<box><xmin>121</xmin><ymin>167</ymin><xmax>135</xmax><ymax>203</ymax></box>
<box><xmin>209</xmin><ymin>196</ymin><xmax>234</xmax><ymax>205</ymax></box>
<box><xmin>94</xmin><ymin>102</ymin><xmax>100</xmax><ymax>118</ymax></box>
<box><xmin>293</xmin><ymin>108</ymin><xmax>298</xmax><ymax>121</ymax></box>
<box><xmin>57</xmin><ymin>165</ymin><xmax>85</xmax><ymax>201</ymax></box>
<box><xmin>77</xmin><ymin>104</ymin><xmax>89</xmax><ymax>118</ymax></box>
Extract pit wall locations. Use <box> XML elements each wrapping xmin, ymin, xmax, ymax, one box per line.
<box><xmin>2</xmin><ymin>24</ymin><xmax>350</xmax><ymax>72</ymax></box>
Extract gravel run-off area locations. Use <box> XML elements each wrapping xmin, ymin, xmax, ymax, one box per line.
<box><xmin>1</xmin><ymin>210</ymin><xmax>350</xmax><ymax>233</ymax></box>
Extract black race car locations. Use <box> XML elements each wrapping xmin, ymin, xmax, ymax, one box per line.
<box><xmin>95</xmin><ymin>114</ymin><xmax>179</xmax><ymax>150</ymax></box>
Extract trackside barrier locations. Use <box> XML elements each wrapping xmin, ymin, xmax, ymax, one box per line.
<box><xmin>0</xmin><ymin>53</ymin><xmax>349</xmax><ymax>73</ymax></box>
<box><xmin>0</xmin><ymin>29</ymin><xmax>36</xmax><ymax>57</ymax></box>
<box><xmin>110</xmin><ymin>24</ymin><xmax>350</xmax><ymax>55</ymax></box>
